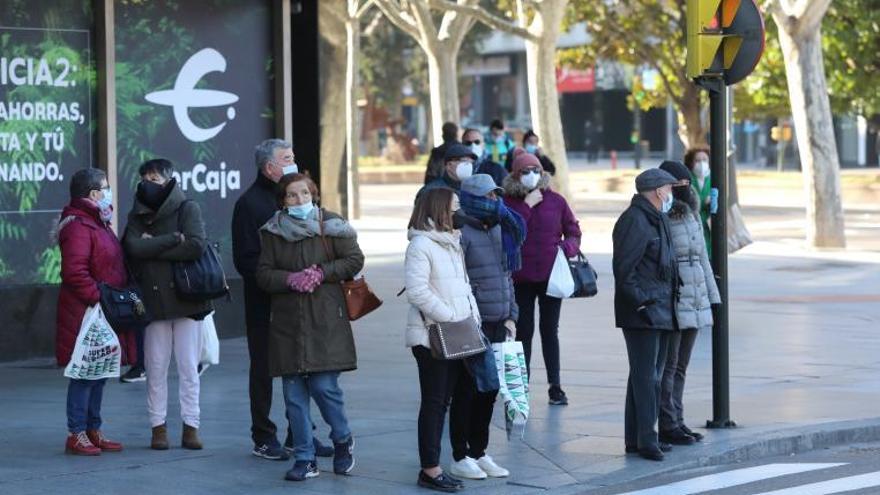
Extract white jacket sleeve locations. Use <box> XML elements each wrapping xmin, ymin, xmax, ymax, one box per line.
<box><xmin>405</xmin><ymin>240</ymin><xmax>455</xmax><ymax>323</ymax></box>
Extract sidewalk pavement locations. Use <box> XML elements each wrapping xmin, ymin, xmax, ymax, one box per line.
<box><xmin>2</xmin><ymin>185</ymin><xmax>879</xmax><ymax>495</ymax></box>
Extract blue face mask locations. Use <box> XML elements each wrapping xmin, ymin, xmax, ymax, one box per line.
<box><xmin>660</xmin><ymin>191</ymin><xmax>673</xmax><ymax>213</ymax></box>
<box><xmin>287</xmin><ymin>202</ymin><xmax>314</xmax><ymax>219</ymax></box>
<box><xmin>97</xmin><ymin>187</ymin><xmax>113</xmax><ymax>209</ymax></box>
<box><xmin>525</xmin><ymin>144</ymin><xmax>538</xmax><ymax>155</ymax></box>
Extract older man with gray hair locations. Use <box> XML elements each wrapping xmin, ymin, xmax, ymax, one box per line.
<box><xmin>232</xmin><ymin>139</ymin><xmax>332</xmax><ymax>460</ymax></box>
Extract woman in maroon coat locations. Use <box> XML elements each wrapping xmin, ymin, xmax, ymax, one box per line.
<box><xmin>503</xmin><ymin>150</ymin><xmax>581</xmax><ymax>406</ymax></box>
<box><xmin>56</xmin><ymin>168</ymin><xmax>136</xmax><ymax>456</ymax></box>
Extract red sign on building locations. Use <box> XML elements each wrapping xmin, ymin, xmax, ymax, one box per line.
<box><xmin>556</xmin><ymin>67</ymin><xmax>595</xmax><ymax>93</ymax></box>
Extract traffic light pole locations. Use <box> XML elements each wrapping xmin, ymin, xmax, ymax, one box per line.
<box><xmin>703</xmin><ymin>77</ymin><xmax>736</xmax><ymax>429</ymax></box>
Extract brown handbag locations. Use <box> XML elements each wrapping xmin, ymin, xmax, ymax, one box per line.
<box><xmin>422</xmin><ymin>313</ymin><xmax>487</xmax><ymax>361</ymax></box>
<box><xmin>318</xmin><ymin>209</ymin><xmax>383</xmax><ymax>321</ymax></box>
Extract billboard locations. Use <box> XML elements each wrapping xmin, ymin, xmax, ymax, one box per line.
<box><xmin>115</xmin><ymin>0</ymin><xmax>275</xmax><ymax>278</ymax></box>
<box><xmin>0</xmin><ymin>1</ymin><xmax>95</xmax><ymax>286</ymax></box>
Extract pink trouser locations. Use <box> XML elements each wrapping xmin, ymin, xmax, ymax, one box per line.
<box><xmin>145</xmin><ymin>318</ymin><xmax>201</xmax><ymax>428</ymax></box>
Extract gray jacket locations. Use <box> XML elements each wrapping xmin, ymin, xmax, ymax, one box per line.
<box><xmin>459</xmin><ymin>213</ymin><xmax>518</xmax><ymax>323</ymax></box>
<box><xmin>668</xmin><ymin>199</ymin><xmax>721</xmax><ymax>330</ymax></box>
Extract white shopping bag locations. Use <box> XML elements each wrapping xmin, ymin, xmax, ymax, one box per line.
<box><xmin>492</xmin><ymin>341</ymin><xmax>530</xmax><ymax>439</ymax></box>
<box><xmin>64</xmin><ymin>305</ymin><xmax>122</xmax><ymax>380</ymax></box>
<box><xmin>200</xmin><ymin>312</ymin><xmax>220</xmax><ymax>366</ymax></box>
<box><xmin>546</xmin><ymin>247</ymin><xmax>575</xmax><ymax>298</ymax></box>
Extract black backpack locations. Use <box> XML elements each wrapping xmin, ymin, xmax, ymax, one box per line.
<box><xmin>172</xmin><ymin>200</ymin><xmax>230</xmax><ymax>301</ymax></box>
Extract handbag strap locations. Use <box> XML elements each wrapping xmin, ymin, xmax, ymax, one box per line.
<box><xmin>317</xmin><ymin>208</ymin><xmax>333</xmax><ymax>260</ymax></box>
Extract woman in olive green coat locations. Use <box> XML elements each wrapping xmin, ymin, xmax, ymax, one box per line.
<box><xmin>256</xmin><ymin>173</ymin><xmax>364</xmax><ymax>482</ymax></box>
<box><xmin>123</xmin><ymin>158</ymin><xmax>212</xmax><ymax>451</ymax></box>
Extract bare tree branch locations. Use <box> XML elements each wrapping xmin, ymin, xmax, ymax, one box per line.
<box><xmin>427</xmin><ymin>0</ymin><xmax>538</xmax><ymax>41</ymax></box>
<box><xmin>355</xmin><ymin>0</ymin><xmax>376</xmax><ymax>19</ymax></box>
<box><xmin>410</xmin><ymin>1</ymin><xmax>440</xmax><ymax>44</ymax></box>
<box><xmin>792</xmin><ymin>0</ymin><xmax>832</xmax><ymax>34</ymax></box>
<box><xmin>373</xmin><ymin>0</ymin><xmax>421</xmax><ymax>39</ymax></box>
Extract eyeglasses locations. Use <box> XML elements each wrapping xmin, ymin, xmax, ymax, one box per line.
<box><xmin>462</xmin><ymin>139</ymin><xmax>482</xmax><ymax>146</ymax></box>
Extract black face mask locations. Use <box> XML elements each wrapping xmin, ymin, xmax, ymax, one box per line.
<box><xmin>672</xmin><ymin>185</ymin><xmax>694</xmax><ymax>205</ymax></box>
<box><xmin>137</xmin><ymin>178</ymin><xmax>173</xmax><ymax>210</ymax></box>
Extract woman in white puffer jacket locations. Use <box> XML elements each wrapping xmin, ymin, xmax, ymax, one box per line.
<box><xmin>405</xmin><ymin>187</ymin><xmax>480</xmax><ymax>493</ymax></box>
<box><xmin>657</xmin><ymin>161</ymin><xmax>721</xmax><ymax>446</ymax></box>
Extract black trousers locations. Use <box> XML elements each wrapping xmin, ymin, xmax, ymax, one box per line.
<box><xmin>514</xmin><ymin>281</ymin><xmax>562</xmax><ymax>385</ymax></box>
<box><xmin>413</xmin><ymin>345</ymin><xmax>464</xmax><ymax>469</ymax></box>
<box><xmin>623</xmin><ymin>328</ymin><xmax>671</xmax><ymax>450</ymax></box>
<box><xmin>244</xmin><ymin>279</ymin><xmax>285</xmax><ymax>446</ymax></box>
<box><xmin>449</xmin><ymin>321</ymin><xmax>507</xmax><ymax>462</ymax></box>
<box><xmin>660</xmin><ymin>328</ymin><xmax>699</xmax><ymax>433</ymax></box>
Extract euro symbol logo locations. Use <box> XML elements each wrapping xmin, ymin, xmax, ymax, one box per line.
<box><xmin>145</xmin><ymin>48</ymin><xmax>239</xmax><ymax>143</ymax></box>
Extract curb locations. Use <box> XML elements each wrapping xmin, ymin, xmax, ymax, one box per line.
<box><xmin>559</xmin><ymin>417</ymin><xmax>880</xmax><ymax>493</ymax></box>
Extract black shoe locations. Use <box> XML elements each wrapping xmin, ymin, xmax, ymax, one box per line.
<box><xmin>638</xmin><ymin>447</ymin><xmax>665</xmax><ymax>461</ymax></box>
<box><xmin>253</xmin><ymin>442</ymin><xmax>290</xmax><ymax>461</ymax></box>
<box><xmin>285</xmin><ymin>460</ymin><xmax>319</xmax><ymax>481</ymax></box>
<box><xmin>625</xmin><ymin>445</ymin><xmax>638</xmax><ymax>454</ymax></box>
<box><xmin>680</xmin><ymin>424</ymin><xmax>704</xmax><ymax>442</ymax></box>
<box><xmin>417</xmin><ymin>471</ymin><xmax>463</xmax><ymax>492</ymax></box>
<box><xmin>333</xmin><ymin>436</ymin><xmax>355</xmax><ymax>475</ymax></box>
<box><xmin>660</xmin><ymin>429</ymin><xmax>696</xmax><ymax>445</ymax></box>
<box><xmin>548</xmin><ymin>385</ymin><xmax>569</xmax><ymax>406</ymax></box>
<box><xmin>659</xmin><ymin>442</ymin><xmax>673</xmax><ymax>452</ymax></box>
<box><xmin>120</xmin><ymin>366</ymin><xmax>146</xmax><ymax>383</ymax></box>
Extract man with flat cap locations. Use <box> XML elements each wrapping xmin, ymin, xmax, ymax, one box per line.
<box><xmin>612</xmin><ymin>167</ymin><xmax>680</xmax><ymax>461</ymax></box>
<box><xmin>416</xmin><ymin>143</ymin><xmax>478</xmax><ymax>201</ymax></box>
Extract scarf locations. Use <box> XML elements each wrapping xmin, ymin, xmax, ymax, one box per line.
<box><xmin>459</xmin><ymin>191</ymin><xmax>526</xmax><ymax>272</ymax></box>
<box><xmin>262</xmin><ymin>207</ymin><xmax>357</xmax><ymax>243</ymax></box>
<box><xmin>137</xmin><ymin>178</ymin><xmax>176</xmax><ymax>211</ymax></box>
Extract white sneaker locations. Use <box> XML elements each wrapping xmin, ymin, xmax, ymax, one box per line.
<box><xmin>450</xmin><ymin>456</ymin><xmax>487</xmax><ymax>480</ymax></box>
<box><xmin>476</xmin><ymin>455</ymin><xmax>510</xmax><ymax>478</ymax></box>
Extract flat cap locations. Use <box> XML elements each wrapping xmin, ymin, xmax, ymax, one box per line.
<box><xmin>635</xmin><ymin>168</ymin><xmax>678</xmax><ymax>192</ymax></box>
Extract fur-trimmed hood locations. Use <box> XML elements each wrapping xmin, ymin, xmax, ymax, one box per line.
<box><xmin>502</xmin><ymin>171</ymin><xmax>552</xmax><ymax>198</ymax></box>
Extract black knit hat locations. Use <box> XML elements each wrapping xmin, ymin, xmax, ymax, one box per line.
<box><xmin>658</xmin><ymin>160</ymin><xmax>691</xmax><ymax>182</ymax></box>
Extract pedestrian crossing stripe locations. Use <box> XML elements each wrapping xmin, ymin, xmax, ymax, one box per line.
<box><xmin>615</xmin><ymin>463</ymin><xmax>846</xmax><ymax>495</ymax></box>
<box><xmin>751</xmin><ymin>470</ymin><xmax>880</xmax><ymax>495</ymax></box>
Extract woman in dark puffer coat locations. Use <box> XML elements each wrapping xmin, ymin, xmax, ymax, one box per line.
<box><xmin>56</xmin><ymin>168</ymin><xmax>136</xmax><ymax>456</ymax></box>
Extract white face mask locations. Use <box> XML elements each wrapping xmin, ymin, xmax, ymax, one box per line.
<box><xmin>520</xmin><ymin>171</ymin><xmax>540</xmax><ymax>190</ymax></box>
<box><xmin>469</xmin><ymin>143</ymin><xmax>484</xmax><ymax>159</ymax></box>
<box><xmin>282</xmin><ymin>163</ymin><xmax>299</xmax><ymax>176</ymax></box>
<box><xmin>697</xmin><ymin>160</ymin><xmax>710</xmax><ymax>178</ymax></box>
<box><xmin>455</xmin><ymin>161</ymin><xmax>473</xmax><ymax>181</ymax></box>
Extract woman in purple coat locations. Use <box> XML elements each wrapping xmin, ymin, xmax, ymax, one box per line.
<box><xmin>503</xmin><ymin>150</ymin><xmax>581</xmax><ymax>405</ymax></box>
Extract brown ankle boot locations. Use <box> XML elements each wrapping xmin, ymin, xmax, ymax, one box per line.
<box><xmin>182</xmin><ymin>424</ymin><xmax>203</xmax><ymax>450</ymax></box>
<box><xmin>151</xmin><ymin>424</ymin><xmax>169</xmax><ymax>450</ymax></box>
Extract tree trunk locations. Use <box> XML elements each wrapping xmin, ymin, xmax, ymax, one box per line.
<box><xmin>776</xmin><ymin>18</ymin><xmax>846</xmax><ymax>248</ymax></box>
<box><xmin>345</xmin><ymin>11</ymin><xmax>361</xmax><ymax>219</ymax></box>
<box><xmin>677</xmin><ymin>84</ymin><xmax>707</xmax><ymax>149</ymax></box>
<box><xmin>318</xmin><ymin>2</ymin><xmax>348</xmax><ymax>215</ymax></box>
<box><xmin>524</xmin><ymin>2</ymin><xmax>571</xmax><ymax>199</ymax></box>
<box><xmin>425</xmin><ymin>47</ymin><xmax>460</xmax><ymax>146</ymax></box>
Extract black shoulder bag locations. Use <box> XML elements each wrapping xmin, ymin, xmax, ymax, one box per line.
<box><xmin>172</xmin><ymin>200</ymin><xmax>230</xmax><ymax>301</ymax></box>
<box><xmin>569</xmin><ymin>251</ymin><xmax>599</xmax><ymax>298</ymax></box>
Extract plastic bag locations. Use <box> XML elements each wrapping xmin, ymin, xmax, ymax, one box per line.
<box><xmin>492</xmin><ymin>341</ymin><xmax>530</xmax><ymax>439</ymax></box>
<box><xmin>64</xmin><ymin>305</ymin><xmax>121</xmax><ymax>380</ymax></box>
<box><xmin>200</xmin><ymin>312</ymin><xmax>220</xmax><ymax>366</ymax></box>
<box><xmin>546</xmin><ymin>247</ymin><xmax>575</xmax><ymax>298</ymax></box>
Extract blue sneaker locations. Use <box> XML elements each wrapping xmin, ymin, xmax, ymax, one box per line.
<box><xmin>252</xmin><ymin>442</ymin><xmax>289</xmax><ymax>461</ymax></box>
<box><xmin>285</xmin><ymin>460</ymin><xmax>319</xmax><ymax>481</ymax></box>
<box><xmin>333</xmin><ymin>436</ymin><xmax>355</xmax><ymax>475</ymax></box>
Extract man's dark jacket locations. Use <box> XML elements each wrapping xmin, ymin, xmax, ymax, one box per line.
<box><xmin>232</xmin><ymin>173</ymin><xmax>278</xmax><ymax>329</ymax></box>
<box><xmin>424</xmin><ymin>139</ymin><xmax>458</xmax><ymax>184</ymax></box>
<box><xmin>612</xmin><ymin>194</ymin><xmax>678</xmax><ymax>330</ymax></box>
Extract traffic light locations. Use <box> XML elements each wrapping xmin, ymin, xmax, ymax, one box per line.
<box><xmin>686</xmin><ymin>0</ymin><xmax>765</xmax><ymax>86</ymax></box>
